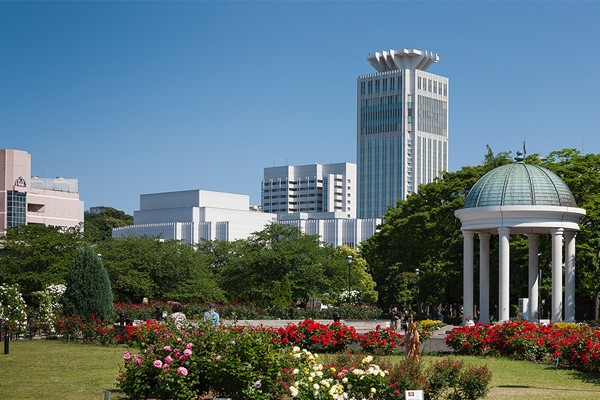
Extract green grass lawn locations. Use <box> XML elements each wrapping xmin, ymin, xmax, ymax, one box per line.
<box><xmin>0</xmin><ymin>339</ymin><xmax>126</xmax><ymax>400</ymax></box>
<box><xmin>1</xmin><ymin>340</ymin><xmax>600</xmax><ymax>399</ymax></box>
<box><xmin>421</xmin><ymin>354</ymin><xmax>600</xmax><ymax>399</ymax></box>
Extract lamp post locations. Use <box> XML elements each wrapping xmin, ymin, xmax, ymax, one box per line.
<box><xmin>415</xmin><ymin>268</ymin><xmax>420</xmax><ymax>315</ymax></box>
<box><xmin>347</xmin><ymin>255</ymin><xmax>353</xmax><ymax>303</ymax></box>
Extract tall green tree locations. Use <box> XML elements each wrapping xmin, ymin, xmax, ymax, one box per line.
<box><xmin>0</xmin><ymin>224</ymin><xmax>87</xmax><ymax>296</ymax></box>
<box><xmin>96</xmin><ymin>235</ymin><xmax>224</xmax><ymax>303</ymax></box>
<box><xmin>216</xmin><ymin>224</ymin><xmax>348</xmax><ymax>306</ymax></box>
<box><xmin>62</xmin><ymin>246</ymin><xmax>113</xmax><ymax>320</ymax></box>
<box><xmin>84</xmin><ymin>207</ymin><xmax>133</xmax><ymax>242</ymax></box>
<box><xmin>337</xmin><ymin>245</ymin><xmax>378</xmax><ymax>304</ymax></box>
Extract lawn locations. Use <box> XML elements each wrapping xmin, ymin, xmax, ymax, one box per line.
<box><xmin>0</xmin><ymin>339</ymin><xmax>125</xmax><ymax>400</ymax></box>
<box><xmin>1</xmin><ymin>340</ymin><xmax>600</xmax><ymax>399</ymax></box>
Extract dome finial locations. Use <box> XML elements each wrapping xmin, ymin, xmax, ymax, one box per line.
<box><xmin>515</xmin><ymin>150</ymin><xmax>525</xmax><ymax>162</ymax></box>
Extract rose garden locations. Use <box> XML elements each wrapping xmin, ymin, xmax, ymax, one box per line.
<box><xmin>4</xmin><ymin>150</ymin><xmax>600</xmax><ymax>398</ymax></box>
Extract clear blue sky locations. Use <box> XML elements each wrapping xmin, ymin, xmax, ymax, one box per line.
<box><xmin>2</xmin><ymin>2</ymin><xmax>599</xmax><ymax>215</ymax></box>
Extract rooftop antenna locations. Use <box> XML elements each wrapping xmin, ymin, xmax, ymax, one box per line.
<box><xmin>286</xmin><ymin>158</ymin><xmax>287</xmax><ymax>166</ymax></box>
<box><xmin>331</xmin><ymin>156</ymin><xmax>333</xmax><ymax>164</ymax></box>
<box><xmin>523</xmin><ymin>139</ymin><xmax>527</xmax><ymax>156</ymax></box>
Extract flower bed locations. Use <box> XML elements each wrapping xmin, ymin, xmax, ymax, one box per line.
<box><xmin>116</xmin><ymin>324</ymin><xmax>492</xmax><ymax>400</ymax></box>
<box><xmin>446</xmin><ymin>320</ymin><xmax>600</xmax><ymax>372</ymax></box>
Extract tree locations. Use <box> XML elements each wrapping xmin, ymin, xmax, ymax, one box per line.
<box><xmin>62</xmin><ymin>246</ymin><xmax>113</xmax><ymax>320</ymax></box>
<box><xmin>337</xmin><ymin>245</ymin><xmax>378</xmax><ymax>304</ymax></box>
<box><xmin>215</xmin><ymin>224</ymin><xmax>349</xmax><ymax>306</ymax></box>
<box><xmin>0</xmin><ymin>224</ymin><xmax>87</xmax><ymax>296</ymax></box>
<box><xmin>84</xmin><ymin>207</ymin><xmax>133</xmax><ymax>242</ymax></box>
<box><xmin>96</xmin><ymin>235</ymin><xmax>224</xmax><ymax>303</ymax></box>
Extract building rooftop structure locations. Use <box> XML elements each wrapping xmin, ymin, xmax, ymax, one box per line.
<box><xmin>464</xmin><ymin>154</ymin><xmax>576</xmax><ymax>208</ymax></box>
<box><xmin>367</xmin><ymin>48</ymin><xmax>439</xmax><ymax>73</ymax></box>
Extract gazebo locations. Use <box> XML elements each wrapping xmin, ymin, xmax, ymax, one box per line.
<box><xmin>455</xmin><ymin>151</ymin><xmax>586</xmax><ymax>323</ymax></box>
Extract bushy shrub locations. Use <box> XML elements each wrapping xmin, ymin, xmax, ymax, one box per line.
<box><xmin>62</xmin><ymin>246</ymin><xmax>113</xmax><ymax>320</ymax></box>
<box><xmin>0</xmin><ymin>284</ymin><xmax>27</xmax><ymax>334</ymax></box>
<box><xmin>358</xmin><ymin>325</ymin><xmax>404</xmax><ymax>355</ymax></box>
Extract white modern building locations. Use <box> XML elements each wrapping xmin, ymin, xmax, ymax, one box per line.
<box><xmin>113</xmin><ymin>190</ymin><xmax>277</xmax><ymax>243</ymax></box>
<box><xmin>262</xmin><ymin>162</ymin><xmax>357</xmax><ymax>219</ymax></box>
<box><xmin>358</xmin><ymin>48</ymin><xmax>449</xmax><ymax>218</ymax></box>
<box><xmin>274</xmin><ymin>217</ymin><xmax>380</xmax><ymax>249</ymax></box>
<box><xmin>114</xmin><ymin>187</ymin><xmax>381</xmax><ymax>248</ymax></box>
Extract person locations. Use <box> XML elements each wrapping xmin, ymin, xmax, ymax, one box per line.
<box><xmin>204</xmin><ymin>303</ymin><xmax>220</xmax><ymax>326</ymax></box>
<box><xmin>439</xmin><ymin>313</ymin><xmax>444</xmax><ymax>322</ymax></box>
<box><xmin>390</xmin><ymin>307</ymin><xmax>400</xmax><ymax>331</ymax></box>
<box><xmin>171</xmin><ymin>302</ymin><xmax>187</xmax><ymax>329</ymax></box>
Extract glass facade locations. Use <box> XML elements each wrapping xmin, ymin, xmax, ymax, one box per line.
<box><xmin>7</xmin><ymin>191</ymin><xmax>26</xmax><ymax>228</ymax></box>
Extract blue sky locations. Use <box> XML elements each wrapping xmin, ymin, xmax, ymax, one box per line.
<box><xmin>2</xmin><ymin>1</ymin><xmax>599</xmax><ymax>215</ymax></box>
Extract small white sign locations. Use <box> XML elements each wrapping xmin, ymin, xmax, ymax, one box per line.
<box><xmin>405</xmin><ymin>390</ymin><xmax>424</xmax><ymax>399</ymax></box>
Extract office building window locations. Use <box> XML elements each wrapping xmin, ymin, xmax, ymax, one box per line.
<box><xmin>383</xmin><ymin>78</ymin><xmax>387</xmax><ymax>91</ymax></box>
<box><xmin>7</xmin><ymin>191</ymin><xmax>26</xmax><ymax>228</ymax></box>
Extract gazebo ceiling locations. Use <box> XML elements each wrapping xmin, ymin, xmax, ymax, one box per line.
<box><xmin>463</xmin><ymin>151</ymin><xmax>577</xmax><ymax>209</ymax></box>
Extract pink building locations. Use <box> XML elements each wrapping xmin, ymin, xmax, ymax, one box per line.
<box><xmin>0</xmin><ymin>149</ymin><xmax>84</xmax><ymax>236</ymax></box>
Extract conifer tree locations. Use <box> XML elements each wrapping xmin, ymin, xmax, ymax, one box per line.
<box><xmin>62</xmin><ymin>246</ymin><xmax>113</xmax><ymax>320</ymax></box>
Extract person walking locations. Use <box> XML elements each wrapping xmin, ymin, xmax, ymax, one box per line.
<box><xmin>203</xmin><ymin>303</ymin><xmax>220</xmax><ymax>326</ymax></box>
<box><xmin>171</xmin><ymin>302</ymin><xmax>187</xmax><ymax>329</ymax></box>
<box><xmin>390</xmin><ymin>307</ymin><xmax>401</xmax><ymax>331</ymax></box>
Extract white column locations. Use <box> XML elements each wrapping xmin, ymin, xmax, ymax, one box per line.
<box><xmin>551</xmin><ymin>228</ymin><xmax>564</xmax><ymax>323</ymax></box>
<box><xmin>564</xmin><ymin>231</ymin><xmax>576</xmax><ymax>322</ymax></box>
<box><xmin>527</xmin><ymin>233</ymin><xmax>540</xmax><ymax>322</ymax></box>
<box><xmin>498</xmin><ymin>227</ymin><xmax>511</xmax><ymax>322</ymax></box>
<box><xmin>463</xmin><ymin>231</ymin><xmax>475</xmax><ymax>323</ymax></box>
<box><xmin>479</xmin><ymin>232</ymin><xmax>491</xmax><ymax>324</ymax></box>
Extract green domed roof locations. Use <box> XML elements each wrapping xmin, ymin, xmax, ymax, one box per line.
<box><xmin>464</xmin><ymin>153</ymin><xmax>576</xmax><ymax>209</ymax></box>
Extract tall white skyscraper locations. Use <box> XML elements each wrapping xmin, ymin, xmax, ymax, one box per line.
<box><xmin>357</xmin><ymin>48</ymin><xmax>449</xmax><ymax>218</ymax></box>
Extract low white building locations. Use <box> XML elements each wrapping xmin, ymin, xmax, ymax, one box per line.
<box><xmin>113</xmin><ymin>190</ymin><xmax>277</xmax><ymax>243</ymax></box>
<box><xmin>113</xmin><ymin>189</ymin><xmax>381</xmax><ymax>248</ymax></box>
<box><xmin>275</xmin><ymin>216</ymin><xmax>381</xmax><ymax>248</ymax></box>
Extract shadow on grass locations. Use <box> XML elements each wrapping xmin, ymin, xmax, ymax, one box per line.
<box><xmin>540</xmin><ymin>364</ymin><xmax>600</xmax><ymax>386</ymax></box>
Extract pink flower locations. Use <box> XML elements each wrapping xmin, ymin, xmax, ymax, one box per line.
<box><xmin>135</xmin><ymin>357</ymin><xmax>142</xmax><ymax>365</ymax></box>
<box><xmin>163</xmin><ymin>346</ymin><xmax>171</xmax><ymax>351</ymax></box>
<box><xmin>123</xmin><ymin>353</ymin><xmax>131</xmax><ymax>361</ymax></box>
<box><xmin>154</xmin><ymin>360</ymin><xmax>163</xmax><ymax>368</ymax></box>
<box><xmin>186</xmin><ymin>343</ymin><xmax>193</xmax><ymax>349</ymax></box>
<box><xmin>119</xmin><ymin>372</ymin><xmax>123</xmax><ymax>377</ymax></box>
<box><xmin>165</xmin><ymin>356</ymin><xmax>173</xmax><ymax>364</ymax></box>
<box><xmin>177</xmin><ymin>338</ymin><xmax>182</xmax><ymax>343</ymax></box>
<box><xmin>177</xmin><ymin>367</ymin><xmax>188</xmax><ymax>376</ymax></box>
<box><xmin>183</xmin><ymin>349</ymin><xmax>192</xmax><ymax>357</ymax></box>
<box><xmin>179</xmin><ymin>356</ymin><xmax>185</xmax><ymax>361</ymax></box>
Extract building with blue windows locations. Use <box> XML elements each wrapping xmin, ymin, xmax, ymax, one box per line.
<box><xmin>357</xmin><ymin>48</ymin><xmax>449</xmax><ymax>218</ymax></box>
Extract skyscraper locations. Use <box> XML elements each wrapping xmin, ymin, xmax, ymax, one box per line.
<box><xmin>357</xmin><ymin>48</ymin><xmax>449</xmax><ymax>218</ymax></box>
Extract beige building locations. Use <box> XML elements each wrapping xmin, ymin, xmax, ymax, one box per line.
<box><xmin>0</xmin><ymin>149</ymin><xmax>84</xmax><ymax>236</ymax></box>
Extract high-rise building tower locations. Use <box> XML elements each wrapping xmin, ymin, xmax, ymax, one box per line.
<box><xmin>357</xmin><ymin>48</ymin><xmax>449</xmax><ymax>218</ymax></box>
<box><xmin>262</xmin><ymin>162</ymin><xmax>357</xmax><ymax>219</ymax></box>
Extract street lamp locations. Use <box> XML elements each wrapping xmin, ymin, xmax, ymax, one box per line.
<box><xmin>347</xmin><ymin>255</ymin><xmax>353</xmax><ymax>303</ymax></box>
<box><xmin>415</xmin><ymin>268</ymin><xmax>420</xmax><ymax>315</ymax></box>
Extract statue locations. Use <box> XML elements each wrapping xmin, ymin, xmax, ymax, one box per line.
<box><xmin>404</xmin><ymin>315</ymin><xmax>420</xmax><ymax>360</ymax></box>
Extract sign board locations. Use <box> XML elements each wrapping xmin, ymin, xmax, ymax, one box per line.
<box><xmin>405</xmin><ymin>390</ymin><xmax>424</xmax><ymax>399</ymax></box>
<box><xmin>539</xmin><ymin>319</ymin><xmax>550</xmax><ymax>326</ymax></box>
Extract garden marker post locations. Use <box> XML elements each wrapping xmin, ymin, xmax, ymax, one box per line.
<box><xmin>155</xmin><ymin>306</ymin><xmax>161</xmax><ymax>321</ymax></box>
